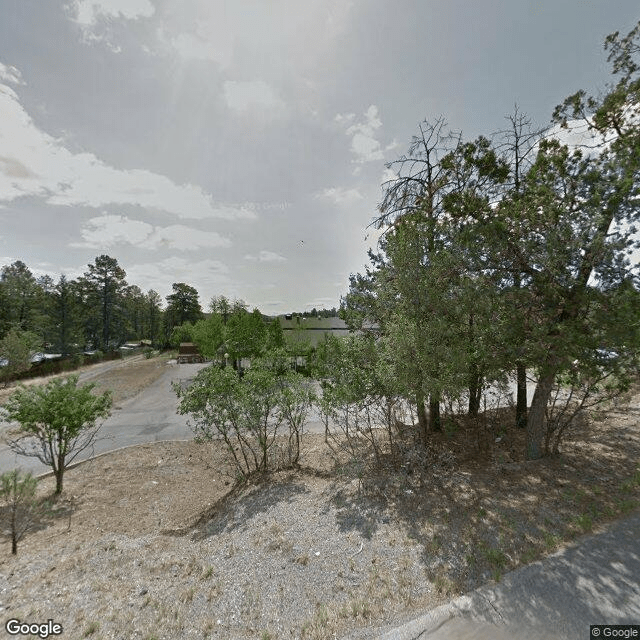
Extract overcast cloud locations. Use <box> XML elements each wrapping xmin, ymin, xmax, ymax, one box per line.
<box><xmin>0</xmin><ymin>1</ymin><xmax>638</xmax><ymax>312</ymax></box>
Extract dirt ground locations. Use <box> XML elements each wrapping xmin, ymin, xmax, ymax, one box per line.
<box><xmin>1</xmin><ymin>381</ymin><xmax>639</xmax><ymax>639</ymax></box>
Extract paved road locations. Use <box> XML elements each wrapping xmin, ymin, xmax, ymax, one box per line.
<box><xmin>0</xmin><ymin>361</ymin><xmax>211</xmax><ymax>475</ymax></box>
<box><xmin>344</xmin><ymin>511</ymin><xmax>640</xmax><ymax>640</ymax></box>
<box><xmin>0</xmin><ymin>362</ymin><xmax>338</xmax><ymax>476</ymax></box>
<box><xmin>0</xmin><ymin>365</ymin><xmax>541</xmax><ymax>476</ymax></box>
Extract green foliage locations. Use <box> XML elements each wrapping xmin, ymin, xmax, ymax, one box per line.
<box><xmin>165</xmin><ymin>282</ymin><xmax>203</xmax><ymax>330</ymax></box>
<box><xmin>170</xmin><ymin>322</ymin><xmax>194</xmax><ymax>348</ymax></box>
<box><xmin>175</xmin><ymin>351</ymin><xmax>313</xmax><ymax>477</ymax></box>
<box><xmin>2</xmin><ymin>376</ymin><xmax>112</xmax><ymax>494</ymax></box>
<box><xmin>0</xmin><ymin>469</ymin><xmax>39</xmax><ymax>555</ymax></box>
<box><xmin>266</xmin><ymin>317</ymin><xmax>285</xmax><ymax>350</ymax></box>
<box><xmin>191</xmin><ymin>315</ymin><xmax>224</xmax><ymax>358</ymax></box>
<box><xmin>81</xmin><ymin>255</ymin><xmax>128</xmax><ymax>350</ymax></box>
<box><xmin>339</xmin><ymin>20</ymin><xmax>640</xmax><ymax>460</ymax></box>
<box><xmin>0</xmin><ymin>261</ymin><xmax>40</xmax><ymax>334</ymax></box>
<box><xmin>224</xmin><ymin>308</ymin><xmax>268</xmax><ymax>363</ymax></box>
<box><xmin>0</xmin><ymin>328</ymin><xmax>42</xmax><ymax>386</ymax></box>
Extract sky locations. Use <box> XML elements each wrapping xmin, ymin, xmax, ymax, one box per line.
<box><xmin>0</xmin><ymin>1</ymin><xmax>638</xmax><ymax>314</ymax></box>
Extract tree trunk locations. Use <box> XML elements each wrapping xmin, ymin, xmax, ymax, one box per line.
<box><xmin>429</xmin><ymin>396</ymin><xmax>441</xmax><ymax>432</ymax></box>
<box><xmin>415</xmin><ymin>390</ymin><xmax>428</xmax><ymax>443</ymax></box>
<box><xmin>516</xmin><ymin>363</ymin><xmax>527</xmax><ymax>428</ymax></box>
<box><xmin>55</xmin><ymin>468</ymin><xmax>64</xmax><ymax>495</ymax></box>
<box><xmin>11</xmin><ymin>505</ymin><xmax>17</xmax><ymax>554</ymax></box>
<box><xmin>526</xmin><ymin>371</ymin><xmax>555</xmax><ymax>460</ymax></box>
<box><xmin>468</xmin><ymin>362</ymin><xmax>482</xmax><ymax>417</ymax></box>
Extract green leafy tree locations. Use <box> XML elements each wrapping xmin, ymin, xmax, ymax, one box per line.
<box><xmin>169</xmin><ymin>322</ymin><xmax>194</xmax><ymax>348</ymax></box>
<box><xmin>165</xmin><ymin>283</ymin><xmax>203</xmax><ymax>333</ymax></box>
<box><xmin>144</xmin><ymin>289</ymin><xmax>163</xmax><ymax>346</ymax></box>
<box><xmin>0</xmin><ymin>469</ymin><xmax>42</xmax><ymax>555</ymax></box>
<box><xmin>81</xmin><ymin>255</ymin><xmax>128</xmax><ymax>350</ymax></box>
<box><xmin>0</xmin><ymin>329</ymin><xmax>41</xmax><ymax>387</ymax></box>
<box><xmin>50</xmin><ymin>275</ymin><xmax>83</xmax><ymax>356</ymax></box>
<box><xmin>209</xmin><ymin>295</ymin><xmax>232</xmax><ymax>324</ymax></box>
<box><xmin>191</xmin><ymin>315</ymin><xmax>224</xmax><ymax>358</ymax></box>
<box><xmin>493</xmin><ymin>106</ymin><xmax>548</xmax><ymax>428</ymax></box>
<box><xmin>224</xmin><ymin>308</ymin><xmax>267</xmax><ymax>367</ymax></box>
<box><xmin>0</xmin><ymin>261</ymin><xmax>40</xmax><ymax>333</ymax></box>
<box><xmin>2</xmin><ymin>376</ymin><xmax>112</xmax><ymax>494</ymax></box>
<box><xmin>175</xmin><ymin>355</ymin><xmax>310</xmax><ymax>477</ymax></box>
<box><xmin>446</xmin><ymin>21</ymin><xmax>640</xmax><ymax>458</ymax></box>
<box><xmin>266</xmin><ymin>317</ymin><xmax>285</xmax><ymax>350</ymax></box>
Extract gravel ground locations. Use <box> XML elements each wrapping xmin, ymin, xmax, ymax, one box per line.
<box><xmin>1</xmin><ymin>391</ymin><xmax>640</xmax><ymax>640</ymax></box>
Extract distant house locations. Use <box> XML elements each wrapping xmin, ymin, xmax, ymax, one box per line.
<box><xmin>177</xmin><ymin>342</ymin><xmax>204</xmax><ymax>364</ymax></box>
<box><xmin>30</xmin><ymin>352</ymin><xmax>63</xmax><ymax>364</ymax></box>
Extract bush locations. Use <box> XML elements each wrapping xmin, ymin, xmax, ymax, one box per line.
<box><xmin>2</xmin><ymin>376</ymin><xmax>112</xmax><ymax>494</ymax></box>
<box><xmin>175</xmin><ymin>353</ymin><xmax>314</xmax><ymax>479</ymax></box>
<box><xmin>0</xmin><ymin>469</ymin><xmax>42</xmax><ymax>555</ymax></box>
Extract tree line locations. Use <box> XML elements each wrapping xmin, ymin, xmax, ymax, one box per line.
<box><xmin>337</xmin><ymin>21</ymin><xmax>640</xmax><ymax>461</ymax></box>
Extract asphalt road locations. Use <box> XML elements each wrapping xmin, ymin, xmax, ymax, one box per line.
<box><xmin>344</xmin><ymin>511</ymin><xmax>640</xmax><ymax>640</ymax></box>
<box><xmin>0</xmin><ymin>363</ymin><xmax>542</xmax><ymax>476</ymax></box>
<box><xmin>0</xmin><ymin>362</ymin><xmax>335</xmax><ymax>476</ymax></box>
<box><xmin>0</xmin><ymin>361</ymin><xmax>211</xmax><ymax>476</ymax></box>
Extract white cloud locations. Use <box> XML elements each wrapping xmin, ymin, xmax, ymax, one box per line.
<box><xmin>143</xmin><ymin>225</ymin><xmax>231</xmax><ymax>251</ymax></box>
<box><xmin>0</xmin><ymin>79</ymin><xmax>254</xmax><ymax>220</ymax></box>
<box><xmin>345</xmin><ymin>105</ymin><xmax>384</xmax><ymax>163</ymax></box>
<box><xmin>72</xmin><ymin>214</ymin><xmax>152</xmax><ymax>248</ymax></box>
<box><xmin>223</xmin><ymin>80</ymin><xmax>285</xmax><ymax>114</ymax></box>
<box><xmin>156</xmin><ymin>0</ymin><xmax>356</xmax><ymax>70</ymax></box>
<box><xmin>334</xmin><ymin>113</ymin><xmax>356</xmax><ymax>126</ymax></box>
<box><xmin>66</xmin><ymin>0</ymin><xmax>155</xmax><ymax>50</ymax></box>
<box><xmin>126</xmin><ymin>256</ymin><xmax>231</xmax><ymax>300</ymax></box>
<box><xmin>68</xmin><ymin>0</ymin><xmax>155</xmax><ymax>27</ymax></box>
<box><xmin>380</xmin><ymin>167</ymin><xmax>398</xmax><ymax>184</ymax></box>
<box><xmin>317</xmin><ymin>187</ymin><xmax>364</xmax><ymax>205</ymax></box>
<box><xmin>0</xmin><ymin>63</ymin><xmax>25</xmax><ymax>86</ymax></box>
<box><xmin>336</xmin><ymin>105</ymin><xmax>394</xmax><ymax>165</ymax></box>
<box><xmin>244</xmin><ymin>250</ymin><xmax>287</xmax><ymax>262</ymax></box>
<box><xmin>71</xmin><ymin>214</ymin><xmax>231</xmax><ymax>250</ymax></box>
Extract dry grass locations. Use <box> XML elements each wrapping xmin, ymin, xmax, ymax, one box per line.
<box><xmin>0</xmin><ymin>354</ymin><xmax>168</xmax><ymax>406</ymax></box>
<box><xmin>0</xmin><ymin>354</ymin><xmax>169</xmax><ymax>441</ymax></box>
<box><xmin>1</xmin><ymin>384</ymin><xmax>639</xmax><ymax>638</ymax></box>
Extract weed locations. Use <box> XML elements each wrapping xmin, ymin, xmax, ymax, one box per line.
<box><xmin>543</xmin><ymin>532</ymin><xmax>559</xmax><ymax>550</ymax></box>
<box><xmin>350</xmin><ymin>599</ymin><xmax>372</xmax><ymax>619</ymax></box>
<box><xmin>427</xmin><ymin>534</ymin><xmax>442</xmax><ymax>553</ymax></box>
<box><xmin>484</xmin><ymin>547</ymin><xmax>508</xmax><ymax>569</ymax></box>
<box><xmin>261</xmin><ymin>631</ymin><xmax>275</xmax><ymax>640</ymax></box>
<box><xmin>294</xmin><ymin>554</ymin><xmax>310</xmax><ymax>566</ymax></box>
<box><xmin>301</xmin><ymin>604</ymin><xmax>331</xmax><ymax>639</ymax></box>
<box><xmin>202</xmin><ymin>566</ymin><xmax>214</xmax><ymax>580</ymax></box>
<box><xmin>83</xmin><ymin>622</ymin><xmax>99</xmax><ymax>637</ymax></box>
<box><xmin>617</xmin><ymin>498</ymin><xmax>637</xmax><ymax>514</ymax></box>
<box><xmin>520</xmin><ymin>548</ymin><xmax>539</xmax><ymax>564</ymax></box>
<box><xmin>575</xmin><ymin>513</ymin><xmax>593</xmax><ymax>533</ymax></box>
<box><xmin>491</xmin><ymin>568</ymin><xmax>502</xmax><ymax>582</ymax></box>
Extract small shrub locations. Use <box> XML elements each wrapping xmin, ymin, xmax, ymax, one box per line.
<box><xmin>575</xmin><ymin>513</ymin><xmax>593</xmax><ymax>533</ymax></box>
<box><xmin>83</xmin><ymin>621</ymin><xmax>99</xmax><ymax>637</ymax></box>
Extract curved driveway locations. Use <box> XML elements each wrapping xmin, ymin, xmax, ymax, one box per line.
<box><xmin>0</xmin><ymin>362</ymin><xmax>209</xmax><ymax>476</ymax></box>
